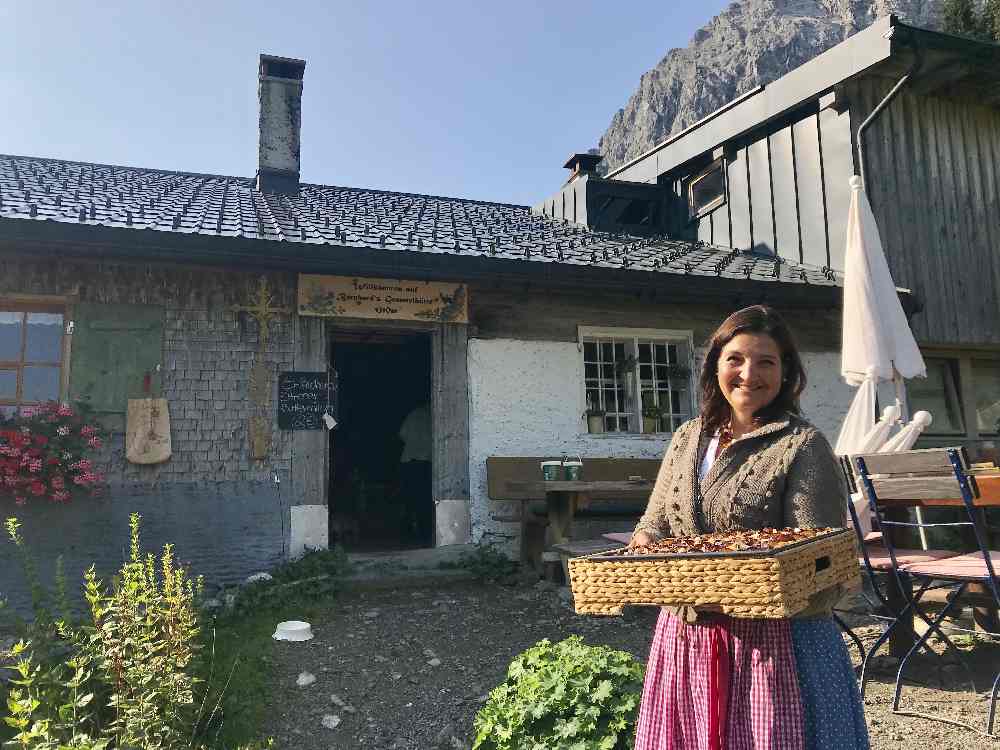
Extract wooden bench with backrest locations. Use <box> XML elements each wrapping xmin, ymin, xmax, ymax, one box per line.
<box><xmin>486</xmin><ymin>456</ymin><xmax>660</xmax><ymax>577</ymax></box>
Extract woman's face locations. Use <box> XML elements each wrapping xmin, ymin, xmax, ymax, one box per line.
<box><xmin>716</xmin><ymin>332</ymin><xmax>784</xmax><ymax>419</ymax></box>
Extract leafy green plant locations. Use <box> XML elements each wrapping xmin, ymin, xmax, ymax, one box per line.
<box><xmin>217</xmin><ymin>547</ymin><xmax>350</xmax><ymax>620</ymax></box>
<box><xmin>1</xmin><ymin>514</ymin><xmax>274</xmax><ymax>749</ymax></box>
<box><xmin>438</xmin><ymin>544</ymin><xmax>519</xmax><ymax>583</ymax></box>
<box><xmin>472</xmin><ymin>636</ymin><xmax>645</xmax><ymax>750</ymax></box>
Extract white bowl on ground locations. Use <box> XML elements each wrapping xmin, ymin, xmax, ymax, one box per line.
<box><xmin>273</xmin><ymin>620</ymin><xmax>314</xmax><ymax>641</ymax></box>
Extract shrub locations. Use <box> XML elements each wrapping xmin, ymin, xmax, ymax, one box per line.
<box><xmin>217</xmin><ymin>547</ymin><xmax>350</xmax><ymax>620</ymax></box>
<box><xmin>438</xmin><ymin>544</ymin><xmax>519</xmax><ymax>583</ymax></box>
<box><xmin>1</xmin><ymin>513</ymin><xmax>270</xmax><ymax>749</ymax></box>
<box><xmin>472</xmin><ymin>636</ymin><xmax>645</xmax><ymax>750</ymax></box>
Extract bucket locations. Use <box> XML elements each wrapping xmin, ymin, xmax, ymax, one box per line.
<box><xmin>563</xmin><ymin>460</ymin><xmax>583</xmax><ymax>481</ymax></box>
<box><xmin>540</xmin><ymin>460</ymin><xmax>563</xmax><ymax>481</ymax></box>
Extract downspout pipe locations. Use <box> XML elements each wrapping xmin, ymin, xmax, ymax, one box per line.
<box><xmin>856</xmin><ymin>24</ymin><xmax>924</xmax><ymax>189</ymax></box>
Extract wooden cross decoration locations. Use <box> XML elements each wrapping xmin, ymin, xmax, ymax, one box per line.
<box><xmin>232</xmin><ymin>276</ymin><xmax>291</xmax><ymax>351</ymax></box>
<box><xmin>232</xmin><ymin>277</ymin><xmax>291</xmax><ymax>460</ymax></box>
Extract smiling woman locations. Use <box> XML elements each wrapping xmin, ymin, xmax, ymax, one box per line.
<box><xmin>627</xmin><ymin>305</ymin><xmax>868</xmax><ymax>750</ymax></box>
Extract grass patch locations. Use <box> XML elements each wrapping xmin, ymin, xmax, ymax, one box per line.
<box><xmin>198</xmin><ymin>548</ymin><xmax>350</xmax><ymax>746</ymax></box>
<box><xmin>201</xmin><ymin>599</ymin><xmax>325</xmax><ymax>748</ymax></box>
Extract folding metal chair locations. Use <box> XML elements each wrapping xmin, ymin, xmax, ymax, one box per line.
<box><xmin>831</xmin><ymin>455</ymin><xmax>958</xmax><ymax>694</ymax></box>
<box><xmin>855</xmin><ymin>447</ymin><xmax>1000</xmax><ymax>733</ymax></box>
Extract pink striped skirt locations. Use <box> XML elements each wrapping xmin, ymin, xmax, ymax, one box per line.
<box><xmin>634</xmin><ymin>610</ymin><xmax>806</xmax><ymax>750</ymax></box>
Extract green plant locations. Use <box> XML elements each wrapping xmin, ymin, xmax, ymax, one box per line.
<box><xmin>612</xmin><ymin>356</ymin><xmax>637</xmax><ymax>380</ymax></box>
<box><xmin>1</xmin><ymin>514</ymin><xmax>274</xmax><ymax>749</ymax></box>
<box><xmin>0</xmin><ymin>401</ymin><xmax>107</xmax><ymax>505</ymax></box>
<box><xmin>438</xmin><ymin>544</ymin><xmax>519</xmax><ymax>583</ymax></box>
<box><xmin>663</xmin><ymin>363</ymin><xmax>690</xmax><ymax>380</ymax></box>
<box><xmin>472</xmin><ymin>636</ymin><xmax>645</xmax><ymax>750</ymax></box>
<box><xmin>218</xmin><ymin>547</ymin><xmax>350</xmax><ymax>619</ymax></box>
<box><xmin>942</xmin><ymin>0</ymin><xmax>996</xmax><ymax>39</ymax></box>
<box><xmin>584</xmin><ymin>394</ymin><xmax>606</xmax><ymax>419</ymax></box>
<box><xmin>986</xmin><ymin>0</ymin><xmax>1000</xmax><ymax>40</ymax></box>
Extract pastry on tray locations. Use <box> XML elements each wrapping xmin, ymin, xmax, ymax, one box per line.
<box><xmin>622</xmin><ymin>527</ymin><xmax>838</xmax><ymax>556</ymax></box>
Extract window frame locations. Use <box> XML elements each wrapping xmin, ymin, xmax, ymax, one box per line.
<box><xmin>0</xmin><ymin>297</ymin><xmax>71</xmax><ymax>414</ymax></box>
<box><xmin>578</xmin><ymin>326</ymin><xmax>696</xmax><ymax>437</ymax></box>
<box><xmin>911</xmin><ymin>348</ymin><xmax>1000</xmax><ymax>442</ymax></box>
<box><xmin>687</xmin><ymin>157</ymin><xmax>727</xmax><ymax>220</ymax></box>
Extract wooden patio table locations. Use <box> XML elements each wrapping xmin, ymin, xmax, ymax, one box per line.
<box><xmin>500</xmin><ymin>479</ymin><xmax>653</xmax><ymax>576</ymax></box>
<box><xmin>875</xmin><ymin>472</ymin><xmax>1000</xmax><ymax>656</ymax></box>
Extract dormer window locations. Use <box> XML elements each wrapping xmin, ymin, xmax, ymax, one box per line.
<box><xmin>688</xmin><ymin>158</ymin><xmax>726</xmax><ymax>219</ymax></box>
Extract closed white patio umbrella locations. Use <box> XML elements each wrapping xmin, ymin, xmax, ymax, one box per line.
<box><xmin>839</xmin><ymin>176</ymin><xmax>926</xmax><ymax>389</ymax></box>
<box><xmin>835</xmin><ymin>175</ymin><xmax>927</xmax><ymax>537</ymax></box>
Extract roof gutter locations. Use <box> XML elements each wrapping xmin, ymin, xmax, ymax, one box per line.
<box><xmin>856</xmin><ymin>20</ymin><xmax>924</xmax><ymax>189</ymax></box>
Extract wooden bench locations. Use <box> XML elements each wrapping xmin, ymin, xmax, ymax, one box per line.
<box><xmin>550</xmin><ymin>538</ymin><xmax>626</xmax><ymax>585</ymax></box>
<box><xmin>486</xmin><ymin>456</ymin><xmax>659</xmax><ymax>577</ymax></box>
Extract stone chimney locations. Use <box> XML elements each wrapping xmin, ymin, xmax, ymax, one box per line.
<box><xmin>256</xmin><ymin>54</ymin><xmax>306</xmax><ymax>193</ymax></box>
<box><xmin>563</xmin><ymin>152</ymin><xmax>603</xmax><ymax>185</ymax></box>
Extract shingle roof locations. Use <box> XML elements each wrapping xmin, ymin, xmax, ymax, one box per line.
<box><xmin>0</xmin><ymin>154</ymin><xmax>839</xmax><ymax>287</ymax></box>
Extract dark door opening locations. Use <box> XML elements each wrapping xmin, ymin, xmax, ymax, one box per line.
<box><xmin>329</xmin><ymin>332</ymin><xmax>432</xmax><ymax>551</ymax></box>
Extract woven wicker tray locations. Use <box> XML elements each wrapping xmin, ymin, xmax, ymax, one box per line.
<box><xmin>568</xmin><ymin>528</ymin><xmax>859</xmax><ymax>618</ymax></box>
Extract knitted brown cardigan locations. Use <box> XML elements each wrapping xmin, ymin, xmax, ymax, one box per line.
<box><xmin>634</xmin><ymin>412</ymin><xmax>848</xmax><ymax>620</ymax></box>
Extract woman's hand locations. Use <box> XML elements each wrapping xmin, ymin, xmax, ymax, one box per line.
<box><xmin>627</xmin><ymin>530</ymin><xmax>657</xmax><ymax>549</ymax></box>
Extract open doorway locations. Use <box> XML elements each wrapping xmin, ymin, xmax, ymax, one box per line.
<box><xmin>329</xmin><ymin>331</ymin><xmax>432</xmax><ymax>551</ymax></box>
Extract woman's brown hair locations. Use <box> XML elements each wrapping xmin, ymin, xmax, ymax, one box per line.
<box><xmin>699</xmin><ymin>305</ymin><xmax>807</xmax><ymax>435</ymax></box>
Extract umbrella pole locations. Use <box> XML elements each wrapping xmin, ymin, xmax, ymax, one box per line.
<box><xmin>894</xmin><ymin>370</ymin><xmax>929</xmax><ymax>550</ymax></box>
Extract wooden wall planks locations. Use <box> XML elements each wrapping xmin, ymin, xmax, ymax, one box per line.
<box><xmin>467</xmin><ymin>285</ymin><xmax>841</xmax><ymax>350</ymax></box>
<box><xmin>291</xmin><ymin>315</ymin><xmax>328</xmax><ymax>506</ymax></box>
<box><xmin>432</xmin><ymin>323</ymin><xmax>470</xmax><ymax>503</ymax></box>
<box><xmin>848</xmin><ymin>78</ymin><xmax>1000</xmax><ymax>346</ymax></box>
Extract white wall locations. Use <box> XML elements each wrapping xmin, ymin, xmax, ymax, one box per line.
<box><xmin>799</xmin><ymin>351</ymin><xmax>855</xmax><ymax>441</ymax></box>
<box><xmin>466</xmin><ymin>340</ymin><xmax>855</xmax><ymax>545</ymax></box>
<box><xmin>467</xmin><ymin>338</ymin><xmax>670</xmax><ymax>545</ymax></box>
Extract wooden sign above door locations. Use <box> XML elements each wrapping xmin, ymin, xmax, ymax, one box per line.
<box><xmin>297</xmin><ymin>274</ymin><xmax>468</xmax><ymax>324</ymax></box>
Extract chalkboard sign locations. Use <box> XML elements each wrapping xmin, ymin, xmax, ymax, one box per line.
<box><xmin>277</xmin><ymin>371</ymin><xmax>338</xmax><ymax>430</ymax></box>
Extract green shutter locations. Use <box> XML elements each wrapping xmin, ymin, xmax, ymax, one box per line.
<box><xmin>69</xmin><ymin>303</ymin><xmax>164</xmax><ymax>430</ymax></box>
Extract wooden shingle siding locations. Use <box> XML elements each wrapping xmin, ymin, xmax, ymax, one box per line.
<box><xmin>847</xmin><ymin>78</ymin><xmax>1000</xmax><ymax>345</ymax></box>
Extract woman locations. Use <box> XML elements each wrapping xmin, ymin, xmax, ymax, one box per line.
<box><xmin>631</xmin><ymin>305</ymin><xmax>868</xmax><ymax>750</ymax></box>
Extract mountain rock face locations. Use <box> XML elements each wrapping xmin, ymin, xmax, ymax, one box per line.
<box><xmin>597</xmin><ymin>0</ymin><xmax>943</xmax><ymax>174</ymax></box>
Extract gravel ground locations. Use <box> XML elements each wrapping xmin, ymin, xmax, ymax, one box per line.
<box><xmin>263</xmin><ymin>579</ymin><xmax>1000</xmax><ymax>749</ymax></box>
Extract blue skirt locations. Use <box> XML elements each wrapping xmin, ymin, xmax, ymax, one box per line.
<box><xmin>790</xmin><ymin>618</ymin><xmax>870</xmax><ymax>750</ymax></box>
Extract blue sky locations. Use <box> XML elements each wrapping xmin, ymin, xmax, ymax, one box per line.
<box><xmin>3</xmin><ymin>1</ymin><xmax>732</xmax><ymax>206</ymax></box>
